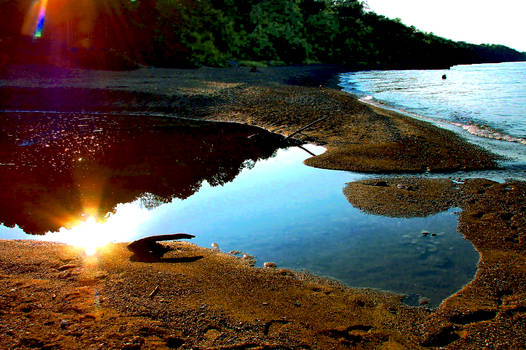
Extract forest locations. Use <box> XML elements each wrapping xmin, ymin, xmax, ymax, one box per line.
<box><xmin>1</xmin><ymin>0</ymin><xmax>525</xmax><ymax>70</ymax></box>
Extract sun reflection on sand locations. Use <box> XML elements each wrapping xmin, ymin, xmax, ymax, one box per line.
<box><xmin>42</xmin><ymin>203</ymin><xmax>151</xmax><ymax>255</ymax></box>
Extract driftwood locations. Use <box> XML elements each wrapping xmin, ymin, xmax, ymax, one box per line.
<box><xmin>283</xmin><ymin>115</ymin><xmax>330</xmax><ymax>141</ymax></box>
<box><xmin>297</xmin><ymin>145</ymin><xmax>317</xmax><ymax>157</ymax></box>
<box><xmin>127</xmin><ymin>233</ymin><xmax>195</xmax><ymax>261</ymax></box>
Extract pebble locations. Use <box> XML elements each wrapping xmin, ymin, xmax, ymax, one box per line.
<box><xmin>263</xmin><ymin>262</ymin><xmax>277</xmax><ymax>269</ymax></box>
<box><xmin>57</xmin><ymin>264</ymin><xmax>77</xmax><ymax>271</ymax></box>
<box><xmin>211</xmin><ymin>242</ymin><xmax>219</xmax><ymax>251</ymax></box>
<box><xmin>418</xmin><ymin>297</ymin><xmax>430</xmax><ymax>306</ymax></box>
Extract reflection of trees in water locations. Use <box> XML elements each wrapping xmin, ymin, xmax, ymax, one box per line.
<box><xmin>0</xmin><ymin>113</ymin><xmax>283</xmax><ymax>234</ymax></box>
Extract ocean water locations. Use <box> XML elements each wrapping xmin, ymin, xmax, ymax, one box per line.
<box><xmin>339</xmin><ymin>61</ymin><xmax>526</xmax><ymax>170</ymax></box>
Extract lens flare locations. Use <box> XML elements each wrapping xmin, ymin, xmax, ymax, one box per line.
<box><xmin>34</xmin><ymin>0</ymin><xmax>49</xmax><ymax>39</ymax></box>
<box><xmin>42</xmin><ymin>202</ymin><xmax>152</xmax><ymax>256</ymax></box>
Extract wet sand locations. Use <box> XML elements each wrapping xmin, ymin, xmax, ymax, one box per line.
<box><xmin>0</xmin><ymin>64</ymin><xmax>524</xmax><ymax>348</ymax></box>
<box><xmin>1</xmin><ymin>64</ymin><xmax>498</xmax><ymax>173</ymax></box>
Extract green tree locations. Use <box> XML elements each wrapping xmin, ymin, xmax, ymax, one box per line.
<box><xmin>247</xmin><ymin>0</ymin><xmax>310</xmax><ymax>63</ymax></box>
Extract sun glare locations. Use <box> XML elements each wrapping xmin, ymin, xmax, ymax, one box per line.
<box><xmin>63</xmin><ymin>216</ymin><xmax>110</xmax><ymax>255</ymax></box>
<box><xmin>43</xmin><ymin>202</ymin><xmax>152</xmax><ymax>256</ymax></box>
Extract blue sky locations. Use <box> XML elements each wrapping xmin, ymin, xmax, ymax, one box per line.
<box><xmin>365</xmin><ymin>0</ymin><xmax>526</xmax><ymax>52</ymax></box>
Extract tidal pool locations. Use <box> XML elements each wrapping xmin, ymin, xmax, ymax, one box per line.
<box><xmin>0</xmin><ymin>112</ymin><xmax>479</xmax><ymax>306</ymax></box>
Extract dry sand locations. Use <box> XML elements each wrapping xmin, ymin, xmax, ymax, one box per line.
<box><xmin>0</xmin><ymin>64</ymin><xmax>524</xmax><ymax>349</ymax></box>
<box><xmin>1</xmin><ymin>177</ymin><xmax>525</xmax><ymax>349</ymax></box>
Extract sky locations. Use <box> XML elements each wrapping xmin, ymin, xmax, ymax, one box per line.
<box><xmin>364</xmin><ymin>0</ymin><xmax>526</xmax><ymax>52</ymax></box>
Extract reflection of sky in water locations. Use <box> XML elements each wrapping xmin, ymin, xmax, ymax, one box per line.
<box><xmin>0</xmin><ymin>145</ymin><xmax>478</xmax><ymax>307</ymax></box>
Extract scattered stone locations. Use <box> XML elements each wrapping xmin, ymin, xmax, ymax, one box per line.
<box><xmin>57</xmin><ymin>264</ymin><xmax>77</xmax><ymax>271</ymax></box>
<box><xmin>211</xmin><ymin>242</ymin><xmax>220</xmax><ymax>251</ymax></box>
<box><xmin>294</xmin><ymin>302</ymin><xmax>302</xmax><ymax>307</ymax></box>
<box><xmin>60</xmin><ymin>320</ymin><xmax>69</xmax><ymax>329</ymax></box>
<box><xmin>263</xmin><ymin>262</ymin><xmax>277</xmax><ymax>269</ymax></box>
<box><xmin>241</xmin><ymin>254</ymin><xmax>256</xmax><ymax>266</ymax></box>
<box><xmin>94</xmin><ymin>271</ymin><xmax>108</xmax><ymax>279</ymax></box>
<box><xmin>421</xmin><ymin>230</ymin><xmax>430</xmax><ymax>236</ymax></box>
<box><xmin>204</xmin><ymin>328</ymin><xmax>222</xmax><ymax>342</ymax></box>
<box><xmin>229</xmin><ymin>250</ymin><xmax>242</xmax><ymax>255</ymax></box>
<box><xmin>419</xmin><ymin>297</ymin><xmax>430</xmax><ymax>306</ymax></box>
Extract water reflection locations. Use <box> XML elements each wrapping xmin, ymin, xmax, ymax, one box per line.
<box><xmin>0</xmin><ymin>113</ymin><xmax>479</xmax><ymax>307</ymax></box>
<box><xmin>0</xmin><ymin>112</ymin><xmax>283</xmax><ymax>234</ymax></box>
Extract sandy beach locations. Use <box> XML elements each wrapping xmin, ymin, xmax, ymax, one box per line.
<box><xmin>0</xmin><ymin>64</ymin><xmax>524</xmax><ymax>349</ymax></box>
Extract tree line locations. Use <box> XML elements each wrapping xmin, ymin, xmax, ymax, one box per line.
<box><xmin>1</xmin><ymin>0</ymin><xmax>525</xmax><ymax>70</ymax></box>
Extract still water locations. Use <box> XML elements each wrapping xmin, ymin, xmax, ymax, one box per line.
<box><xmin>340</xmin><ymin>61</ymin><xmax>526</xmax><ymax>169</ymax></box>
<box><xmin>0</xmin><ymin>112</ymin><xmax>478</xmax><ymax>306</ymax></box>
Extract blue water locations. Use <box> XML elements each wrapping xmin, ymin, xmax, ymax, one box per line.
<box><xmin>0</xmin><ymin>143</ymin><xmax>479</xmax><ymax>306</ymax></box>
<box><xmin>340</xmin><ymin>61</ymin><xmax>526</xmax><ymax>169</ymax></box>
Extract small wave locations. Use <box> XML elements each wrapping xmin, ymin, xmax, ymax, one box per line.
<box><xmin>353</xmin><ymin>96</ymin><xmax>526</xmax><ymax>146</ymax></box>
<box><xmin>451</xmin><ymin>122</ymin><xmax>526</xmax><ymax>145</ymax></box>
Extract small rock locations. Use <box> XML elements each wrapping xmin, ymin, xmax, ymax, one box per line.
<box><xmin>294</xmin><ymin>302</ymin><xmax>301</xmax><ymax>307</ymax></box>
<box><xmin>94</xmin><ymin>271</ymin><xmax>108</xmax><ymax>279</ymax></box>
<box><xmin>421</xmin><ymin>230</ymin><xmax>430</xmax><ymax>236</ymax></box>
<box><xmin>57</xmin><ymin>264</ymin><xmax>77</xmax><ymax>271</ymax></box>
<box><xmin>60</xmin><ymin>320</ymin><xmax>69</xmax><ymax>329</ymax></box>
<box><xmin>263</xmin><ymin>262</ymin><xmax>277</xmax><ymax>269</ymax></box>
<box><xmin>262</xmin><ymin>302</ymin><xmax>269</xmax><ymax>306</ymax></box>
<box><xmin>419</xmin><ymin>297</ymin><xmax>430</xmax><ymax>306</ymax></box>
<box><xmin>211</xmin><ymin>242</ymin><xmax>219</xmax><ymax>251</ymax></box>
